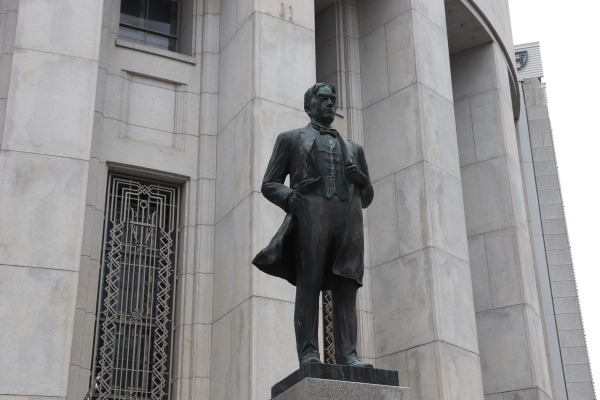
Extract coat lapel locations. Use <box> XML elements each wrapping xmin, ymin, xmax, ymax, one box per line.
<box><xmin>338</xmin><ymin>134</ymin><xmax>354</xmax><ymax>165</ymax></box>
<box><xmin>301</xmin><ymin>124</ymin><xmax>317</xmax><ymax>154</ymax></box>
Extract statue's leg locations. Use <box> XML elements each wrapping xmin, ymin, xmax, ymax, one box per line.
<box><xmin>294</xmin><ymin>277</ymin><xmax>322</xmax><ymax>365</ymax></box>
<box><xmin>331</xmin><ymin>277</ymin><xmax>359</xmax><ymax>364</ymax></box>
<box><xmin>294</xmin><ymin>193</ymin><xmax>330</xmax><ymax>366</ymax></box>
<box><xmin>331</xmin><ymin>276</ymin><xmax>373</xmax><ymax>367</ymax></box>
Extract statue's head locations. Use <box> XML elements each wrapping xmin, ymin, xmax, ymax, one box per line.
<box><xmin>304</xmin><ymin>83</ymin><xmax>337</xmax><ymax>126</ymax></box>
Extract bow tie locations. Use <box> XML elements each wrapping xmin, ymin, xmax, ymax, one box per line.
<box><xmin>311</xmin><ymin>123</ymin><xmax>338</xmax><ymax>137</ymax></box>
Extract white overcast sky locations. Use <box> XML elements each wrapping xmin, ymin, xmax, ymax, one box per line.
<box><xmin>508</xmin><ymin>0</ymin><xmax>600</xmax><ymax>388</ymax></box>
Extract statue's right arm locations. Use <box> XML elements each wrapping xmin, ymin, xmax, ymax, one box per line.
<box><xmin>261</xmin><ymin>133</ymin><xmax>294</xmax><ymax>213</ymax></box>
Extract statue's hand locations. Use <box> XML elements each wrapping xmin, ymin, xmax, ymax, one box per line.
<box><xmin>345</xmin><ymin>163</ymin><xmax>368</xmax><ymax>187</ymax></box>
<box><xmin>287</xmin><ymin>191</ymin><xmax>305</xmax><ymax>216</ymax></box>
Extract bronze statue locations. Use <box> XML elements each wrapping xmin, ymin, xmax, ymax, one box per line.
<box><xmin>253</xmin><ymin>83</ymin><xmax>374</xmax><ymax>368</ymax></box>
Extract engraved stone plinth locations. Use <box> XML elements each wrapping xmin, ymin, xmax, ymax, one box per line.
<box><xmin>271</xmin><ymin>363</ymin><xmax>401</xmax><ymax>399</ymax></box>
<box><xmin>272</xmin><ymin>377</ymin><xmax>410</xmax><ymax>400</ymax></box>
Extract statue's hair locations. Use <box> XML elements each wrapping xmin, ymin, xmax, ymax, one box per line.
<box><xmin>304</xmin><ymin>83</ymin><xmax>336</xmax><ymax>112</ymax></box>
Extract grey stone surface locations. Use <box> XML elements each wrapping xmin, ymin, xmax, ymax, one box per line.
<box><xmin>0</xmin><ymin>266</ymin><xmax>78</xmax><ymax>396</ymax></box>
<box><xmin>273</xmin><ymin>377</ymin><xmax>410</xmax><ymax>400</ymax></box>
<box><xmin>461</xmin><ymin>156</ymin><xmax>513</xmax><ymax>236</ymax></box>
<box><xmin>363</xmin><ymin>86</ymin><xmax>419</xmax><ymax>182</ymax></box>
<box><xmin>372</xmin><ymin>251</ymin><xmax>434</xmax><ymax>357</ymax></box>
<box><xmin>453</xmin><ymin>42</ymin><xmax>555</xmax><ymax>398</ymax></box>
<box><xmin>476</xmin><ymin>306</ymin><xmax>534</xmax><ymax>393</ymax></box>
<box><xmin>5</xmin><ymin>1</ymin><xmax>592</xmax><ymax>400</ymax></box>
<box><xmin>272</xmin><ymin>364</ymin><xmax>399</xmax><ymax>398</ymax></box>
<box><xmin>364</xmin><ymin>1</ymin><xmax>483</xmax><ymax>397</ymax></box>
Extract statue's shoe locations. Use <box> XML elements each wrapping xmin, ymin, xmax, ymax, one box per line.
<box><xmin>342</xmin><ymin>359</ymin><xmax>374</xmax><ymax>368</ymax></box>
<box><xmin>299</xmin><ymin>357</ymin><xmax>323</xmax><ymax>366</ymax></box>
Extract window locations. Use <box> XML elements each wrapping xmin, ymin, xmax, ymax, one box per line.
<box><xmin>92</xmin><ymin>175</ymin><xmax>180</xmax><ymax>399</ymax></box>
<box><xmin>119</xmin><ymin>0</ymin><xmax>180</xmax><ymax>52</ymax></box>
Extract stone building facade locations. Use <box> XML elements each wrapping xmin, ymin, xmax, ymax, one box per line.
<box><xmin>515</xmin><ymin>41</ymin><xmax>595</xmax><ymax>400</ymax></box>
<box><xmin>0</xmin><ymin>1</ymin><xmax>594</xmax><ymax>399</ymax></box>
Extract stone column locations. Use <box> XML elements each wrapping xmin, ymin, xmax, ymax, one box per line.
<box><xmin>0</xmin><ymin>0</ymin><xmax>103</xmax><ymax>398</ymax></box>
<box><xmin>451</xmin><ymin>43</ymin><xmax>553</xmax><ymax>398</ymax></box>
<box><xmin>211</xmin><ymin>1</ymin><xmax>316</xmax><ymax>399</ymax></box>
<box><xmin>358</xmin><ymin>1</ymin><xmax>484</xmax><ymax>398</ymax></box>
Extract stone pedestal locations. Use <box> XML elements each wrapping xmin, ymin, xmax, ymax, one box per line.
<box><xmin>273</xmin><ymin>378</ymin><xmax>410</xmax><ymax>400</ymax></box>
<box><xmin>271</xmin><ymin>364</ymin><xmax>405</xmax><ymax>399</ymax></box>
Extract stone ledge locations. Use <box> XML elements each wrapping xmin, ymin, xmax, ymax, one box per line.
<box><xmin>272</xmin><ymin>363</ymin><xmax>400</xmax><ymax>398</ymax></box>
<box><xmin>273</xmin><ymin>377</ymin><xmax>410</xmax><ymax>400</ymax></box>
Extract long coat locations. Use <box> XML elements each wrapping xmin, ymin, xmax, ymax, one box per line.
<box><xmin>252</xmin><ymin>123</ymin><xmax>374</xmax><ymax>288</ymax></box>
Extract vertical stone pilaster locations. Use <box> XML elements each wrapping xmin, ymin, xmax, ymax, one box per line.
<box><xmin>359</xmin><ymin>1</ymin><xmax>484</xmax><ymax>398</ymax></box>
<box><xmin>0</xmin><ymin>0</ymin><xmax>19</xmax><ymax>144</ymax></box>
<box><xmin>0</xmin><ymin>0</ymin><xmax>103</xmax><ymax>398</ymax></box>
<box><xmin>315</xmin><ymin>0</ymin><xmax>375</xmax><ymax>366</ymax></box>
<box><xmin>452</xmin><ymin>44</ymin><xmax>553</xmax><ymax>398</ymax></box>
<box><xmin>211</xmin><ymin>1</ymin><xmax>316</xmax><ymax>399</ymax></box>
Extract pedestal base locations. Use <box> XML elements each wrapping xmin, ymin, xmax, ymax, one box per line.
<box><xmin>272</xmin><ymin>377</ymin><xmax>410</xmax><ymax>400</ymax></box>
<box><xmin>271</xmin><ymin>363</ymin><xmax>402</xmax><ymax>399</ymax></box>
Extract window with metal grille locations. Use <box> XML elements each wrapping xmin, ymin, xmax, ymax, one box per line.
<box><xmin>92</xmin><ymin>175</ymin><xmax>180</xmax><ymax>400</ymax></box>
<box><xmin>119</xmin><ymin>0</ymin><xmax>180</xmax><ymax>52</ymax></box>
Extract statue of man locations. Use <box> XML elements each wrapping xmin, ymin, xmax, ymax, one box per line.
<box><xmin>253</xmin><ymin>83</ymin><xmax>374</xmax><ymax>368</ymax></box>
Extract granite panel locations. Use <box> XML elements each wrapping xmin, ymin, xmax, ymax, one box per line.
<box><xmin>15</xmin><ymin>0</ymin><xmax>102</xmax><ymax>60</ymax></box>
<box><xmin>450</xmin><ymin>43</ymin><xmax>496</xmax><ymax>101</ymax></box>
<box><xmin>394</xmin><ymin>164</ymin><xmax>426</xmax><ymax>258</ymax></box>
<box><xmin>476</xmin><ymin>306</ymin><xmax>533</xmax><ymax>394</ymax></box>
<box><xmin>429</xmin><ymin>249</ymin><xmax>478</xmax><ymax>353</ymax></box>
<box><xmin>272</xmin><ymin>364</ymin><xmax>399</xmax><ymax>398</ymax></box>
<box><xmin>3</xmin><ymin>50</ymin><xmax>97</xmax><ymax>159</ymax></box>
<box><xmin>0</xmin><ymin>151</ymin><xmax>88</xmax><ymax>270</ymax></box>
<box><xmin>385</xmin><ymin>13</ymin><xmax>416</xmax><ymax>96</ymax></box>
<box><xmin>359</xmin><ymin>26</ymin><xmax>389</xmax><ymax>107</ymax></box>
<box><xmin>412</xmin><ymin>11</ymin><xmax>453</xmax><ymax>101</ymax></box>
<box><xmin>0</xmin><ymin>266</ymin><xmax>78</xmax><ymax>396</ymax></box>
<box><xmin>406</xmin><ymin>343</ymin><xmax>440</xmax><ymax>400</ymax></box>
<box><xmin>418</xmin><ymin>85</ymin><xmax>461</xmax><ymax>178</ymax></box>
<box><xmin>468</xmin><ymin>234</ymin><xmax>492</xmax><ymax>312</ymax></box>
<box><xmin>454</xmin><ymin>97</ymin><xmax>476</xmax><ymax>167</ymax></box>
<box><xmin>368</xmin><ymin>175</ymin><xmax>400</xmax><ymax>267</ymax></box>
<box><xmin>256</xmin><ymin>12</ymin><xmax>315</xmax><ymax>109</ymax></box>
<box><xmin>470</xmin><ymin>89</ymin><xmax>503</xmax><ymax>162</ymax></box>
<box><xmin>461</xmin><ymin>157</ymin><xmax>512</xmax><ymax>236</ymax></box>
<box><xmin>273</xmin><ymin>377</ymin><xmax>409</xmax><ymax>400</ymax></box>
<box><xmin>372</xmin><ymin>251</ymin><xmax>434</xmax><ymax>357</ymax></box>
<box><xmin>363</xmin><ymin>85</ymin><xmax>420</xmax><ymax>182</ymax></box>
<box><xmin>357</xmin><ymin>0</ymin><xmax>410</xmax><ymax>38</ymax></box>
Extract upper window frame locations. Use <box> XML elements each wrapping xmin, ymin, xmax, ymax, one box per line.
<box><xmin>118</xmin><ymin>0</ymin><xmax>181</xmax><ymax>53</ymax></box>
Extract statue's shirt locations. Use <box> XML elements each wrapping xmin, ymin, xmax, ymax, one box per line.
<box><xmin>312</xmin><ymin>128</ymin><xmax>349</xmax><ymax>200</ymax></box>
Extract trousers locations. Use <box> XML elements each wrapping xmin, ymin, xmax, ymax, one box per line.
<box><xmin>293</xmin><ymin>192</ymin><xmax>360</xmax><ymax>365</ymax></box>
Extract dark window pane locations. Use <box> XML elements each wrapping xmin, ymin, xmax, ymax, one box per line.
<box><xmin>145</xmin><ymin>32</ymin><xmax>171</xmax><ymax>51</ymax></box>
<box><xmin>119</xmin><ymin>25</ymin><xmax>146</xmax><ymax>45</ymax></box>
<box><xmin>120</xmin><ymin>0</ymin><xmax>147</xmax><ymax>28</ymax></box>
<box><xmin>147</xmin><ymin>0</ymin><xmax>178</xmax><ymax>36</ymax></box>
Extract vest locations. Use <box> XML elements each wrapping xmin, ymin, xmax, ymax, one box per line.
<box><xmin>312</xmin><ymin>131</ymin><xmax>349</xmax><ymax>200</ymax></box>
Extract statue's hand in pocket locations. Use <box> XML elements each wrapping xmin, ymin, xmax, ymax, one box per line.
<box><xmin>287</xmin><ymin>191</ymin><xmax>305</xmax><ymax>216</ymax></box>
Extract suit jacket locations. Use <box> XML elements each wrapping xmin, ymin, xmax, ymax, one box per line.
<box><xmin>252</xmin><ymin>123</ymin><xmax>374</xmax><ymax>288</ymax></box>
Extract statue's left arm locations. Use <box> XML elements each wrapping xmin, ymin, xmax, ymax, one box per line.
<box><xmin>356</xmin><ymin>145</ymin><xmax>374</xmax><ymax>208</ymax></box>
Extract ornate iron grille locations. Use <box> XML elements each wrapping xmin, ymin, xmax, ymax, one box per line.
<box><xmin>92</xmin><ymin>175</ymin><xmax>180</xmax><ymax>400</ymax></box>
<box><xmin>322</xmin><ymin>290</ymin><xmax>335</xmax><ymax>364</ymax></box>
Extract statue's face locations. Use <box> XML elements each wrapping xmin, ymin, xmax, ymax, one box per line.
<box><xmin>308</xmin><ymin>86</ymin><xmax>337</xmax><ymax>126</ymax></box>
